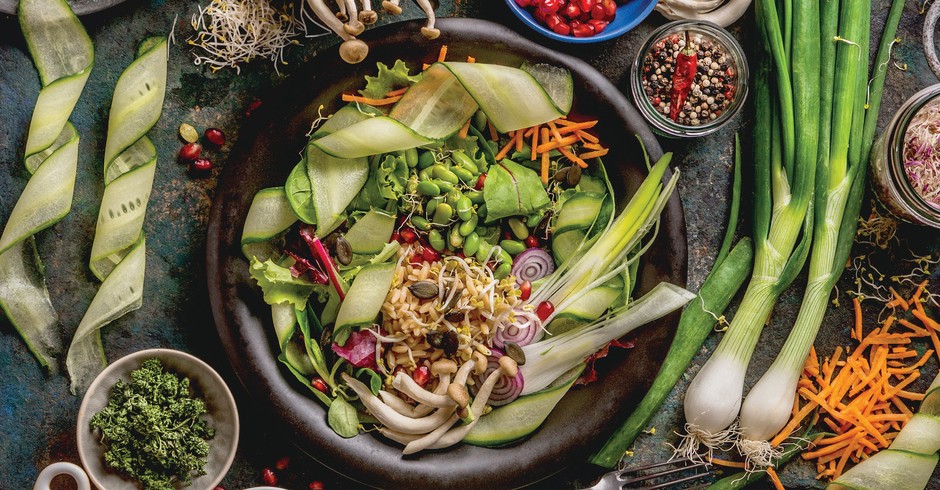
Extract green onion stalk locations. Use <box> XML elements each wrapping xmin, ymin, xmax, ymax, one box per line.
<box><xmin>678</xmin><ymin>0</ymin><xmax>818</xmax><ymax>456</ymax></box>
<box><xmin>738</xmin><ymin>0</ymin><xmax>904</xmax><ymax>466</ymax></box>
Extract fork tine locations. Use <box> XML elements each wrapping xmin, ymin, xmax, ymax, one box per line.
<box><xmin>635</xmin><ymin>470</ymin><xmax>712</xmax><ymax>490</ymax></box>
<box><xmin>619</xmin><ymin>456</ymin><xmax>696</xmax><ymax>473</ymax></box>
<box><xmin>614</xmin><ymin>458</ymin><xmax>713</xmax><ymax>490</ymax></box>
<box><xmin>620</xmin><ymin>461</ymin><xmax>708</xmax><ymax>484</ymax></box>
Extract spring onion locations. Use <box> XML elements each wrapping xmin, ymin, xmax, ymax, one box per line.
<box><xmin>737</xmin><ymin>0</ymin><xmax>904</xmax><ymax>465</ymax></box>
<box><xmin>679</xmin><ymin>0</ymin><xmax>818</xmax><ymax>454</ymax></box>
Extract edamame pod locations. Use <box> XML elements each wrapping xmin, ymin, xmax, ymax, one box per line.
<box><xmin>500</xmin><ymin>239</ymin><xmax>526</xmax><ymax>255</ymax></box>
<box><xmin>433</xmin><ymin>202</ymin><xmax>453</xmax><ymax>224</ymax></box>
<box><xmin>449</xmin><ymin>226</ymin><xmax>463</xmax><ymax>248</ymax></box>
<box><xmin>429</xmin><ymin>229</ymin><xmax>446</xmax><ymax>251</ymax></box>
<box><xmin>432</xmin><ymin>165</ymin><xmax>460</xmax><ymax>185</ymax></box>
<box><xmin>463</xmin><ymin>232</ymin><xmax>481</xmax><ymax>256</ymax></box>
<box><xmin>417</xmin><ymin>180</ymin><xmax>441</xmax><ymax>197</ymax></box>
<box><xmin>411</xmin><ymin>216</ymin><xmax>431</xmax><ymax>231</ymax></box>
<box><xmin>456</xmin><ymin>197</ymin><xmax>473</xmax><ymax>221</ymax></box>
<box><xmin>459</xmin><ymin>215</ymin><xmax>478</xmax><ymax>236</ymax></box>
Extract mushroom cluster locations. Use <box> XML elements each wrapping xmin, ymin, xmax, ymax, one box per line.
<box><xmin>342</xmin><ymin>355</ymin><xmax>519</xmax><ymax>454</ymax></box>
<box><xmin>305</xmin><ymin>0</ymin><xmax>440</xmax><ymax>64</ymax></box>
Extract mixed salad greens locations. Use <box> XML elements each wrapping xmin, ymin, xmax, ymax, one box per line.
<box><xmin>241</xmin><ymin>54</ymin><xmax>692</xmax><ymax>453</ymax></box>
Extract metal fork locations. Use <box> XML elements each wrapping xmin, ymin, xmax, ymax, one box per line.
<box><xmin>585</xmin><ymin>457</ymin><xmax>713</xmax><ymax>490</ymax></box>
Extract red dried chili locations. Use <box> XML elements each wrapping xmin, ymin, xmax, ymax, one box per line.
<box><xmin>669</xmin><ymin>32</ymin><xmax>697</xmax><ymax>122</ymax></box>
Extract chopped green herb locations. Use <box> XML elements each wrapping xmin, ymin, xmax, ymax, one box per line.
<box><xmin>90</xmin><ymin>359</ymin><xmax>215</xmax><ymax>490</ymax></box>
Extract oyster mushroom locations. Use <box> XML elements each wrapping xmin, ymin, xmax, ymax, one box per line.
<box><xmin>414</xmin><ymin>0</ymin><xmax>440</xmax><ymax>39</ymax></box>
<box><xmin>305</xmin><ymin>0</ymin><xmax>369</xmax><ymax>64</ymax></box>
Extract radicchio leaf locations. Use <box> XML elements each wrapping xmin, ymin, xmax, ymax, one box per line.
<box><xmin>332</xmin><ymin>329</ymin><xmax>376</xmax><ymax>369</ymax></box>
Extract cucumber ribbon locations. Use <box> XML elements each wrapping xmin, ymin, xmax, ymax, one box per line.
<box><xmin>67</xmin><ymin>37</ymin><xmax>167</xmax><ymax>394</ymax></box>
<box><xmin>0</xmin><ymin>0</ymin><xmax>93</xmax><ymax>369</ymax></box>
<box><xmin>312</xmin><ymin>62</ymin><xmax>573</xmax><ymax>159</ymax></box>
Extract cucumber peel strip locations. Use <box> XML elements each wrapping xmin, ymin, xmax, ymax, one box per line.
<box><xmin>67</xmin><ymin>37</ymin><xmax>167</xmax><ymax>394</ymax></box>
<box><xmin>312</xmin><ymin>62</ymin><xmax>572</xmax><ymax>159</ymax></box>
<box><xmin>0</xmin><ymin>0</ymin><xmax>93</xmax><ymax>369</ymax></box>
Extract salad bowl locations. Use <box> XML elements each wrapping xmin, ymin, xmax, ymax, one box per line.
<box><xmin>207</xmin><ymin>18</ymin><xmax>686</xmax><ymax>489</ymax></box>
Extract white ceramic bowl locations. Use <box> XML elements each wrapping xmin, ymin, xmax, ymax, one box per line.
<box><xmin>76</xmin><ymin>348</ymin><xmax>239</xmax><ymax>490</ymax></box>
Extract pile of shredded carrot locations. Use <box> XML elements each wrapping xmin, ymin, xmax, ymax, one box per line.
<box><xmin>769</xmin><ymin>280</ymin><xmax>938</xmax><ymax>482</ymax></box>
<box><xmin>342</xmin><ymin>45</ymin><xmax>609</xmax><ymax>186</ymax></box>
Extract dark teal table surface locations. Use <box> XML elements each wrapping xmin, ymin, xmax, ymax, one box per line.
<box><xmin>2</xmin><ymin>0</ymin><xmax>939</xmax><ymax>489</ymax></box>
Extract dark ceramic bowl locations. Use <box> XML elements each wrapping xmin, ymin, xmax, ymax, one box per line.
<box><xmin>207</xmin><ymin>18</ymin><xmax>687</xmax><ymax>489</ymax></box>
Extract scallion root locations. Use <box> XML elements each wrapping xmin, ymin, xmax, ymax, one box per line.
<box><xmin>737</xmin><ymin>438</ymin><xmax>782</xmax><ymax>469</ymax></box>
<box><xmin>674</xmin><ymin>422</ymin><xmax>739</xmax><ymax>463</ymax></box>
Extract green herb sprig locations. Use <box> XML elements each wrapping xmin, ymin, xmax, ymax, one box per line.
<box><xmin>90</xmin><ymin>358</ymin><xmax>215</xmax><ymax>490</ymax></box>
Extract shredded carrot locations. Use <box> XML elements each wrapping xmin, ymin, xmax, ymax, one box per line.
<box><xmin>494</xmin><ymin>131</ymin><xmax>521</xmax><ymax>160</ymax></box>
<box><xmin>582</xmin><ymin>142</ymin><xmax>605</xmax><ymax>151</ymax></box>
<box><xmin>911</xmin><ymin>280</ymin><xmax>928</xmax><ymax>305</ymax></box>
<box><xmin>437</xmin><ymin>44</ymin><xmax>448</xmax><ymax>62</ymax></box>
<box><xmin>536</xmin><ymin>134</ymin><xmax>580</xmax><ymax>153</ymax></box>
<box><xmin>540</xmin><ymin>151</ymin><xmax>549</xmax><ymax>186</ymax></box>
<box><xmin>708</xmin><ymin>457</ymin><xmax>747</xmax><ymax>469</ymax></box>
<box><xmin>458</xmin><ymin>119</ymin><xmax>472</xmax><ymax>139</ymax></box>
<box><xmin>547</xmin><ymin>120</ymin><xmax>564</xmax><ymax>142</ymax></box>
<box><xmin>558</xmin><ymin>145</ymin><xmax>588</xmax><ymax>168</ymax></box>
<box><xmin>487</xmin><ymin>120</ymin><xmax>498</xmax><ymax>142</ymax></box>
<box><xmin>575</xmin><ymin>129</ymin><xmax>600</xmax><ymax>144</ymax></box>
<box><xmin>467</xmin><ymin>56</ymin><xmax>475</xmax><ymax>63</ymax></box>
<box><xmin>883</xmin><ymin>315</ymin><xmax>896</xmax><ymax>333</ymax></box>
<box><xmin>556</xmin><ymin>120</ymin><xmax>598</xmax><ymax>134</ymax></box>
<box><xmin>341</xmin><ymin>93</ymin><xmax>402</xmax><ymax>105</ymax></box>
<box><xmin>530</xmin><ymin>125</ymin><xmax>539</xmax><ymax>161</ymax></box>
<box><xmin>853</xmin><ymin>298</ymin><xmax>863</xmax><ymax>341</ymax></box>
<box><xmin>515</xmin><ymin>128</ymin><xmax>525</xmax><ymax>152</ymax></box>
<box><xmin>914</xmin><ymin>308</ymin><xmax>940</xmax><ymax>332</ymax></box>
<box><xmin>889</xmin><ymin>287</ymin><xmax>910</xmax><ymax>310</ymax></box>
<box><xmin>766</xmin><ymin>467</ymin><xmax>785</xmax><ymax>490</ymax></box>
<box><xmin>385</xmin><ymin>86</ymin><xmax>409</xmax><ymax>97</ymax></box>
<box><xmin>771</xmin><ymin>398</ymin><xmax>819</xmax><ymax>447</ymax></box>
<box><xmin>579</xmin><ymin>148</ymin><xmax>610</xmax><ymax>160</ymax></box>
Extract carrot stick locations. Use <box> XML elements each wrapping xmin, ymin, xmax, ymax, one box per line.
<box><xmin>889</xmin><ymin>287</ymin><xmax>909</xmax><ymax>310</ymax></box>
<box><xmin>771</xmin><ymin>399</ymin><xmax>819</xmax><ymax>447</ymax></box>
<box><xmin>579</xmin><ymin>148</ymin><xmax>610</xmax><ymax>160</ymax></box>
<box><xmin>385</xmin><ymin>86</ymin><xmax>409</xmax><ymax>97</ymax></box>
<box><xmin>467</xmin><ymin>56</ymin><xmax>476</xmax><ymax>63</ymax></box>
<box><xmin>766</xmin><ymin>467</ymin><xmax>785</xmax><ymax>490</ymax></box>
<box><xmin>540</xmin><ymin>151</ymin><xmax>550</xmax><ymax>186</ymax></box>
<box><xmin>341</xmin><ymin>93</ymin><xmax>402</xmax><ymax>105</ymax></box>
<box><xmin>558</xmin><ymin>145</ymin><xmax>588</xmax><ymax>168</ymax></box>
<box><xmin>536</xmin><ymin>134</ymin><xmax>580</xmax><ymax>153</ymax></box>
<box><xmin>487</xmin><ymin>120</ymin><xmax>498</xmax><ymax>142</ymax></box>
<box><xmin>530</xmin><ymin>125</ymin><xmax>539</xmax><ymax>161</ymax></box>
<box><xmin>913</xmin><ymin>308</ymin><xmax>940</xmax><ymax>332</ymax></box>
<box><xmin>458</xmin><ymin>119</ymin><xmax>472</xmax><ymax>139</ymax></box>
<box><xmin>582</xmin><ymin>142</ymin><xmax>605</xmax><ymax>150</ymax></box>
<box><xmin>547</xmin><ymin>120</ymin><xmax>564</xmax><ymax>142</ymax></box>
<box><xmin>556</xmin><ymin>120</ymin><xmax>598</xmax><ymax>134</ymax></box>
<box><xmin>515</xmin><ymin>128</ymin><xmax>525</xmax><ymax>152</ymax></box>
<box><xmin>853</xmin><ymin>298</ymin><xmax>863</xmax><ymax>341</ymax></box>
<box><xmin>576</xmin><ymin>129</ymin><xmax>599</xmax><ymax>143</ymax></box>
<box><xmin>708</xmin><ymin>457</ymin><xmax>747</xmax><ymax>469</ymax></box>
<box><xmin>437</xmin><ymin>44</ymin><xmax>448</xmax><ymax>62</ymax></box>
<box><xmin>494</xmin><ymin>131</ymin><xmax>521</xmax><ymax>160</ymax></box>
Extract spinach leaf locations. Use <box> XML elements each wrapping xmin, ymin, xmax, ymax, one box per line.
<box><xmin>284</xmin><ymin>159</ymin><xmax>316</xmax><ymax>224</ymax></box>
<box><xmin>355</xmin><ymin>367</ymin><xmax>383</xmax><ymax>396</ymax></box>
<box><xmin>482</xmin><ymin>159</ymin><xmax>551</xmax><ymax>222</ymax></box>
<box><xmin>328</xmin><ymin>396</ymin><xmax>360</xmax><ymax>438</ymax></box>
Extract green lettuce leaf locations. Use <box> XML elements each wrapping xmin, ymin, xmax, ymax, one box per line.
<box><xmin>483</xmin><ymin>159</ymin><xmax>551</xmax><ymax>222</ymax></box>
<box><xmin>249</xmin><ymin>258</ymin><xmax>317</xmax><ymax>309</ymax></box>
<box><xmin>359</xmin><ymin>60</ymin><xmax>422</xmax><ymax>99</ymax></box>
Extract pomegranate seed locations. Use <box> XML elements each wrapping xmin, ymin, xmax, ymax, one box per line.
<box><xmin>536</xmin><ymin>301</ymin><xmax>555</xmax><ymax>321</ymax></box>
<box><xmin>545</xmin><ymin>13</ymin><xmax>563</xmax><ymax>29</ymax></box>
<box><xmin>571</xmin><ymin>19</ymin><xmax>582</xmax><ymax>28</ymax></box>
<box><xmin>563</xmin><ymin>3</ymin><xmax>581</xmax><ymax>18</ymax></box>
<box><xmin>409</xmin><ymin>254</ymin><xmax>424</xmax><ymax>266</ymax></box>
<box><xmin>552</xmin><ymin>20</ymin><xmax>571</xmax><ymax>35</ymax></box>
<box><xmin>422</xmin><ymin>247</ymin><xmax>441</xmax><ymax>262</ymax></box>
<box><xmin>539</xmin><ymin>0</ymin><xmax>561</xmax><ymax>14</ymax></box>
<box><xmin>603</xmin><ymin>0</ymin><xmax>617</xmax><ymax>18</ymax></box>
<box><xmin>413</xmin><ymin>365</ymin><xmax>431</xmax><ymax>387</ymax></box>
<box><xmin>309</xmin><ymin>482</ymin><xmax>325</xmax><ymax>490</ymax></box>
<box><xmin>590</xmin><ymin>3</ymin><xmax>605</xmax><ymax>19</ymax></box>
<box><xmin>525</xmin><ymin>235</ymin><xmax>540</xmax><ymax>248</ymax></box>
<box><xmin>475</xmin><ymin>173</ymin><xmax>486</xmax><ymax>190</ymax></box>
<box><xmin>572</xmin><ymin>23</ymin><xmax>595</xmax><ymax>37</ymax></box>
<box><xmin>533</xmin><ymin>6</ymin><xmax>547</xmax><ymax>21</ymax></box>
<box><xmin>179</xmin><ymin>142</ymin><xmax>202</xmax><ymax>161</ymax></box>
<box><xmin>190</xmin><ymin>158</ymin><xmax>214</xmax><ymax>173</ymax></box>
<box><xmin>204</xmin><ymin>127</ymin><xmax>226</xmax><ymax>146</ymax></box>
<box><xmin>390</xmin><ymin>231</ymin><xmax>401</xmax><ymax>243</ymax></box>
<box><xmin>275</xmin><ymin>456</ymin><xmax>290</xmax><ymax>470</ymax></box>
<box><xmin>262</xmin><ymin>468</ymin><xmax>278</xmax><ymax>486</ymax></box>
<box><xmin>311</xmin><ymin>377</ymin><xmax>328</xmax><ymax>393</ymax></box>
<box><xmin>588</xmin><ymin>19</ymin><xmax>608</xmax><ymax>33</ymax></box>
<box><xmin>520</xmin><ymin>280</ymin><xmax>532</xmax><ymax>301</ymax></box>
<box><xmin>400</xmin><ymin>228</ymin><xmax>417</xmax><ymax>244</ymax></box>
<box><xmin>578</xmin><ymin>0</ymin><xmax>594</xmax><ymax>12</ymax></box>
<box><xmin>245</xmin><ymin>99</ymin><xmax>262</xmax><ymax>117</ymax></box>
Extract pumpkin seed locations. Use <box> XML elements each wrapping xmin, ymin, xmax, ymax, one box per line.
<box><xmin>566</xmin><ymin>164</ymin><xmax>582</xmax><ymax>187</ymax></box>
<box><xmin>553</xmin><ymin>166</ymin><xmax>570</xmax><ymax>183</ymax></box>
<box><xmin>334</xmin><ymin>235</ymin><xmax>352</xmax><ymax>265</ymax></box>
<box><xmin>503</xmin><ymin>341</ymin><xmax>526</xmax><ymax>366</ymax></box>
<box><xmin>408</xmin><ymin>280</ymin><xmax>439</xmax><ymax>299</ymax></box>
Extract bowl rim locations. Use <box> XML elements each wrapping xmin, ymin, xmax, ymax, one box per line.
<box><xmin>76</xmin><ymin>348</ymin><xmax>239</xmax><ymax>490</ymax></box>
<box><xmin>503</xmin><ymin>0</ymin><xmax>658</xmax><ymax>43</ymax></box>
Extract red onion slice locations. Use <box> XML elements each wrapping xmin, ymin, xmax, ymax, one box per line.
<box><xmin>511</xmin><ymin>247</ymin><xmax>555</xmax><ymax>285</ymax></box>
<box><xmin>470</xmin><ymin>348</ymin><xmax>524</xmax><ymax>407</ymax></box>
<box><xmin>494</xmin><ymin>310</ymin><xmax>543</xmax><ymax>348</ymax></box>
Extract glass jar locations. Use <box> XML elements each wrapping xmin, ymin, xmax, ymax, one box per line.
<box><xmin>870</xmin><ymin>85</ymin><xmax>940</xmax><ymax>229</ymax></box>
<box><xmin>631</xmin><ymin>20</ymin><xmax>748</xmax><ymax>138</ymax></box>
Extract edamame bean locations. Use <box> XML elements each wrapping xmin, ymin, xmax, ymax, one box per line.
<box><xmin>405</xmin><ymin>177</ymin><xmax>418</xmax><ymax>195</ymax></box>
<box><xmin>418</xmin><ymin>151</ymin><xmax>436</xmax><ymax>169</ymax></box>
<box><xmin>494</xmin><ymin>263</ymin><xmax>512</xmax><ymax>280</ymax></box>
<box><xmin>456</xmin><ymin>197</ymin><xmax>473</xmax><ymax>221</ymax></box>
<box><xmin>404</xmin><ymin>148</ymin><xmax>419</xmax><ymax>168</ymax></box>
<box><xmin>451</xmin><ymin>166</ymin><xmax>475</xmax><ymax>184</ymax></box>
<box><xmin>426</xmin><ymin>197</ymin><xmax>441</xmax><ymax>217</ymax></box>
<box><xmin>508</xmin><ymin>218</ymin><xmax>529</xmax><ymax>240</ymax></box>
<box><xmin>463</xmin><ymin>232</ymin><xmax>480</xmax><ymax>256</ymax></box>
<box><xmin>500</xmin><ymin>239</ymin><xmax>525</xmax><ymax>255</ymax></box>
<box><xmin>434</xmin><ymin>179</ymin><xmax>454</xmax><ymax>193</ymax></box>
<box><xmin>466</xmin><ymin>190</ymin><xmax>484</xmax><ymax>204</ymax></box>
<box><xmin>411</xmin><ymin>216</ymin><xmax>431</xmax><ymax>231</ymax></box>
<box><xmin>459</xmin><ymin>215</ymin><xmax>478</xmax><ymax>236</ymax></box>
<box><xmin>446</xmin><ymin>189</ymin><xmax>463</xmax><ymax>207</ymax></box>
<box><xmin>472</xmin><ymin>111</ymin><xmax>487</xmax><ymax>131</ymax></box>
<box><xmin>452</xmin><ymin>151</ymin><xmax>478</xmax><ymax>174</ymax></box>
<box><xmin>449</xmin><ymin>226</ymin><xmax>463</xmax><ymax>248</ymax></box>
<box><xmin>429</xmin><ymin>229</ymin><xmax>445</xmax><ymax>251</ymax></box>
<box><xmin>496</xmin><ymin>248</ymin><xmax>512</xmax><ymax>265</ymax></box>
<box><xmin>433</xmin><ymin>202</ymin><xmax>453</xmax><ymax>224</ymax></box>
<box><xmin>475</xmin><ymin>241</ymin><xmax>493</xmax><ymax>263</ymax></box>
<box><xmin>418</xmin><ymin>168</ymin><xmax>433</xmax><ymax>182</ymax></box>
<box><xmin>477</xmin><ymin>203</ymin><xmax>487</xmax><ymax>220</ymax></box>
<box><xmin>432</xmin><ymin>165</ymin><xmax>459</xmax><ymax>185</ymax></box>
<box><xmin>417</xmin><ymin>180</ymin><xmax>441</xmax><ymax>197</ymax></box>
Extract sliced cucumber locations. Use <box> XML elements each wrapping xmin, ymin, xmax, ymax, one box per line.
<box><xmin>313</xmin><ymin>116</ymin><xmax>434</xmax><ymax>159</ymax></box>
<box><xmin>0</xmin><ymin>238</ymin><xmax>59</xmax><ymax>369</ymax></box>
<box><xmin>104</xmin><ymin>135</ymin><xmax>156</xmax><ymax>184</ymax></box>
<box><xmin>551</xmin><ymin>229</ymin><xmax>586</xmax><ymax>265</ymax></box>
<box><xmin>0</xmin><ymin>125</ymin><xmax>79</xmax><ymax>255</ymax></box>
<box><xmin>464</xmin><ymin>364</ymin><xmax>583</xmax><ymax>447</ymax></box>
<box><xmin>577</xmin><ymin>174</ymin><xmax>606</xmax><ymax>194</ymax></box>
<box><xmin>554</xmin><ymin>192</ymin><xmax>605</xmax><ymax>235</ymax></box>
<box><xmin>242</xmin><ymin>187</ymin><xmax>298</xmax><ymax>258</ymax></box>
<box><xmin>519</xmin><ymin>61</ymin><xmax>574</xmax><ymax>114</ymax></box>
<box><xmin>67</xmin><ymin>237</ymin><xmax>146</xmax><ymax>394</ymax></box>
<box><xmin>830</xmin><ymin>449</ymin><xmax>938</xmax><ymax>490</ymax></box>
<box><xmin>345</xmin><ymin>209</ymin><xmax>395</xmax><ymax>255</ymax></box>
<box><xmin>891</xmin><ymin>413</ymin><xmax>940</xmax><ymax>454</ymax></box>
<box><xmin>306</xmin><ymin>143</ymin><xmax>368</xmax><ymax>236</ymax></box>
<box><xmin>89</xmin><ymin>158</ymin><xmax>156</xmax><ymax>280</ymax></box>
<box><xmin>334</xmin><ymin>261</ymin><xmax>396</xmax><ymax>335</ymax></box>
<box><xmin>102</xmin><ymin>37</ymin><xmax>168</xmax><ymax>170</ymax></box>
<box><xmin>549</xmin><ymin>281</ymin><xmax>622</xmax><ymax>335</ymax></box>
<box><xmin>271</xmin><ymin>301</ymin><xmax>297</xmax><ymax>349</ymax></box>
<box><xmin>25</xmin><ymin>72</ymin><xmax>91</xmax><ymax>156</ymax></box>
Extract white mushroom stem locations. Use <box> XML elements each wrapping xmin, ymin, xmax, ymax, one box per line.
<box><xmin>394</xmin><ymin>372</ymin><xmax>455</xmax><ymax>408</ymax></box>
<box><xmin>342</xmin><ymin>0</ymin><xmax>365</xmax><ymax>35</ymax></box>
<box><xmin>403</xmin><ymin>413</ymin><xmax>461</xmax><ymax>454</ymax></box>
<box><xmin>378</xmin><ymin>427</ymin><xmax>422</xmax><ymax>445</ymax></box>
<box><xmin>380</xmin><ymin>373</ymin><xmax>451</xmax><ymax>418</ymax></box>
<box><xmin>343</xmin><ymin>374</ymin><xmax>454</xmax><ymax>434</ymax></box>
<box><xmin>414</xmin><ymin>0</ymin><xmax>439</xmax><ymax>39</ymax></box>
<box><xmin>382</xmin><ymin>0</ymin><xmax>402</xmax><ymax>14</ymax></box>
<box><xmin>306</xmin><ymin>0</ymin><xmax>369</xmax><ymax>64</ymax></box>
<box><xmin>654</xmin><ymin>0</ymin><xmax>751</xmax><ymax>27</ymax></box>
<box><xmin>308</xmin><ymin>0</ymin><xmax>353</xmax><ymax>39</ymax></box>
<box><xmin>423</xmin><ymin>367</ymin><xmax>506</xmax><ymax>450</ymax></box>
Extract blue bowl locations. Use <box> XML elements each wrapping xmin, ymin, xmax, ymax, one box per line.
<box><xmin>504</xmin><ymin>0</ymin><xmax>658</xmax><ymax>43</ymax></box>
